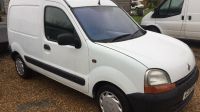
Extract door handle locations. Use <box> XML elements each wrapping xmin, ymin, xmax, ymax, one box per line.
<box><xmin>181</xmin><ymin>16</ymin><xmax>184</xmax><ymax>20</ymax></box>
<box><xmin>188</xmin><ymin>16</ymin><xmax>192</xmax><ymax>20</ymax></box>
<box><xmin>44</xmin><ymin>44</ymin><xmax>51</xmax><ymax>51</ymax></box>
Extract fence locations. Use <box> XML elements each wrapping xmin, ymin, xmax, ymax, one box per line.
<box><xmin>0</xmin><ymin>0</ymin><xmax>9</xmax><ymax>14</ymax></box>
<box><xmin>0</xmin><ymin>22</ymin><xmax>7</xmax><ymax>43</ymax></box>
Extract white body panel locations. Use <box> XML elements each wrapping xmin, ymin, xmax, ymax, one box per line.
<box><xmin>8</xmin><ymin>3</ymin><xmax>43</xmax><ymax>63</ymax></box>
<box><xmin>141</xmin><ymin>0</ymin><xmax>200</xmax><ymax>40</ymax></box>
<box><xmin>8</xmin><ymin>0</ymin><xmax>196</xmax><ymax>99</ymax></box>
<box><xmin>99</xmin><ymin>31</ymin><xmax>196</xmax><ymax>83</ymax></box>
<box><xmin>183</xmin><ymin>0</ymin><xmax>200</xmax><ymax>40</ymax></box>
<box><xmin>155</xmin><ymin>15</ymin><xmax>184</xmax><ymax>38</ymax></box>
<box><xmin>67</xmin><ymin>0</ymin><xmax>117</xmax><ymax>8</ymax></box>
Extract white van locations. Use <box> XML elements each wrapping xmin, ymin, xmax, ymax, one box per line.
<box><xmin>8</xmin><ymin>0</ymin><xmax>199</xmax><ymax>112</ymax></box>
<box><xmin>141</xmin><ymin>0</ymin><xmax>200</xmax><ymax>40</ymax></box>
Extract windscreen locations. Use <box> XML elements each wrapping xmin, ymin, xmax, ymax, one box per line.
<box><xmin>73</xmin><ymin>6</ymin><xmax>143</xmax><ymax>42</ymax></box>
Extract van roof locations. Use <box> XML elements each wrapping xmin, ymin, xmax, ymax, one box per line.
<box><xmin>9</xmin><ymin>0</ymin><xmax>117</xmax><ymax>8</ymax></box>
<box><xmin>66</xmin><ymin>0</ymin><xmax>117</xmax><ymax>8</ymax></box>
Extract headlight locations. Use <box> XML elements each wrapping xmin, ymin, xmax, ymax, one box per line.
<box><xmin>144</xmin><ymin>69</ymin><xmax>176</xmax><ymax>94</ymax></box>
<box><xmin>145</xmin><ymin>69</ymin><xmax>171</xmax><ymax>86</ymax></box>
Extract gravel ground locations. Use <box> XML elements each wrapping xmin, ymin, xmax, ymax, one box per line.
<box><xmin>0</xmin><ymin>40</ymin><xmax>200</xmax><ymax>112</ymax></box>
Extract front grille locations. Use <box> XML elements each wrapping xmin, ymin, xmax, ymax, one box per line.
<box><xmin>176</xmin><ymin>67</ymin><xmax>197</xmax><ymax>86</ymax></box>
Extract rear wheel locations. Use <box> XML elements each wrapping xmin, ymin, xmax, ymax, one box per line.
<box><xmin>14</xmin><ymin>55</ymin><xmax>31</xmax><ymax>79</ymax></box>
<box><xmin>96</xmin><ymin>85</ymin><xmax>131</xmax><ymax>112</ymax></box>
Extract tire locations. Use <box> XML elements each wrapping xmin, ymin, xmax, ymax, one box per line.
<box><xmin>147</xmin><ymin>26</ymin><xmax>160</xmax><ymax>33</ymax></box>
<box><xmin>96</xmin><ymin>85</ymin><xmax>131</xmax><ymax>112</ymax></box>
<box><xmin>14</xmin><ymin>55</ymin><xmax>32</xmax><ymax>79</ymax></box>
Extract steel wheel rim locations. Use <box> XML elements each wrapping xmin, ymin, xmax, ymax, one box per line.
<box><xmin>99</xmin><ymin>91</ymin><xmax>123</xmax><ymax>112</ymax></box>
<box><xmin>15</xmin><ymin>58</ymin><xmax>24</xmax><ymax>76</ymax></box>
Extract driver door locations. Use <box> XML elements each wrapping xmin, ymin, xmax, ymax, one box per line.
<box><xmin>155</xmin><ymin>0</ymin><xmax>185</xmax><ymax>38</ymax></box>
<box><xmin>41</xmin><ymin>1</ymin><xmax>89</xmax><ymax>93</ymax></box>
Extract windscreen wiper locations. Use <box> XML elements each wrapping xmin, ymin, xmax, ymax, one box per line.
<box><xmin>111</xmin><ymin>30</ymin><xmax>145</xmax><ymax>42</ymax></box>
<box><xmin>111</xmin><ymin>33</ymin><xmax>132</xmax><ymax>42</ymax></box>
<box><xmin>98</xmin><ymin>0</ymin><xmax>101</xmax><ymax>5</ymax></box>
<box><xmin>130</xmin><ymin>29</ymin><xmax>146</xmax><ymax>38</ymax></box>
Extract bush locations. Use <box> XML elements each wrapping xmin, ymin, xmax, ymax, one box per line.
<box><xmin>147</xmin><ymin>0</ymin><xmax>160</xmax><ymax>9</ymax></box>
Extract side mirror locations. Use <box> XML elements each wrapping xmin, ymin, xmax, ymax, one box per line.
<box><xmin>57</xmin><ymin>33</ymin><xmax>81</xmax><ymax>49</ymax></box>
<box><xmin>154</xmin><ymin>7</ymin><xmax>158</xmax><ymax>12</ymax></box>
<box><xmin>152</xmin><ymin>8</ymin><xmax>159</xmax><ymax>18</ymax></box>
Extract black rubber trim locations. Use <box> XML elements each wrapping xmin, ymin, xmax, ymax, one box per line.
<box><xmin>176</xmin><ymin>66</ymin><xmax>197</xmax><ymax>86</ymax></box>
<box><xmin>24</xmin><ymin>56</ymin><xmax>85</xmax><ymax>86</ymax></box>
<box><xmin>127</xmin><ymin>67</ymin><xmax>199</xmax><ymax>112</ymax></box>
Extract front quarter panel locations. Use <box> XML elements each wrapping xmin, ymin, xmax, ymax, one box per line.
<box><xmin>141</xmin><ymin>11</ymin><xmax>155</xmax><ymax>26</ymax></box>
<box><xmin>87</xmin><ymin>41</ymin><xmax>147</xmax><ymax>97</ymax></box>
<box><xmin>10</xmin><ymin>42</ymin><xmax>25</xmax><ymax>59</ymax></box>
<box><xmin>141</xmin><ymin>12</ymin><xmax>165</xmax><ymax>33</ymax></box>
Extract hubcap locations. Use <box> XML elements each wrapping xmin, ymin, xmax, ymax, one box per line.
<box><xmin>15</xmin><ymin>58</ymin><xmax>24</xmax><ymax>76</ymax></box>
<box><xmin>99</xmin><ymin>91</ymin><xmax>123</xmax><ymax>112</ymax></box>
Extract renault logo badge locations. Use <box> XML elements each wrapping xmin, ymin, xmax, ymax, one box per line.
<box><xmin>187</xmin><ymin>64</ymin><xmax>191</xmax><ymax>71</ymax></box>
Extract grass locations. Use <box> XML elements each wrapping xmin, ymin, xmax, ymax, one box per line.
<box><xmin>132</xmin><ymin>8</ymin><xmax>154</xmax><ymax>24</ymax></box>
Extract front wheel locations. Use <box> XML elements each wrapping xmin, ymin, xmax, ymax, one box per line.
<box><xmin>97</xmin><ymin>85</ymin><xmax>131</xmax><ymax>112</ymax></box>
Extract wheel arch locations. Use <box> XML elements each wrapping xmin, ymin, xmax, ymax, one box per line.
<box><xmin>92</xmin><ymin>81</ymin><xmax>126</xmax><ymax>99</ymax></box>
<box><xmin>11</xmin><ymin>51</ymin><xmax>20</xmax><ymax>60</ymax></box>
<box><xmin>10</xmin><ymin>42</ymin><xmax>25</xmax><ymax>61</ymax></box>
<box><xmin>88</xmin><ymin>66</ymin><xmax>138</xmax><ymax>98</ymax></box>
<box><xmin>144</xmin><ymin>25</ymin><xmax>163</xmax><ymax>33</ymax></box>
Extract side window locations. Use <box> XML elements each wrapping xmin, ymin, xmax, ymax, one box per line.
<box><xmin>159</xmin><ymin>0</ymin><xmax>171</xmax><ymax>16</ymax></box>
<box><xmin>44</xmin><ymin>6</ymin><xmax>74</xmax><ymax>42</ymax></box>
<box><xmin>158</xmin><ymin>0</ymin><xmax>184</xmax><ymax>17</ymax></box>
<box><xmin>168</xmin><ymin>0</ymin><xmax>184</xmax><ymax>16</ymax></box>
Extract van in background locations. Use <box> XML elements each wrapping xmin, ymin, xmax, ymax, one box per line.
<box><xmin>141</xmin><ymin>0</ymin><xmax>200</xmax><ymax>40</ymax></box>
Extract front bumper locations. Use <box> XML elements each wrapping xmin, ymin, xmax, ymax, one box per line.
<box><xmin>127</xmin><ymin>67</ymin><xmax>199</xmax><ymax>112</ymax></box>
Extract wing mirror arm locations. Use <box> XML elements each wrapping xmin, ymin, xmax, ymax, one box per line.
<box><xmin>57</xmin><ymin>33</ymin><xmax>81</xmax><ymax>49</ymax></box>
<box><xmin>152</xmin><ymin>8</ymin><xmax>159</xmax><ymax>18</ymax></box>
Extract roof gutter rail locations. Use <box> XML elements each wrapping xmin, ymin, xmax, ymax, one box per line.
<box><xmin>63</xmin><ymin>0</ymin><xmax>72</xmax><ymax>9</ymax></box>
